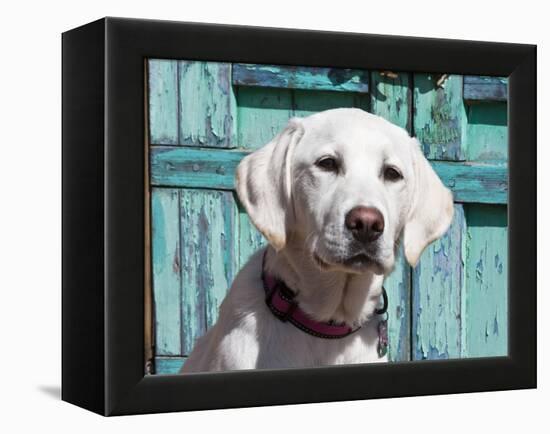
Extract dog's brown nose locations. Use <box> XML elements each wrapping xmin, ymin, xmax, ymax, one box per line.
<box><xmin>345</xmin><ymin>206</ymin><xmax>384</xmax><ymax>243</ymax></box>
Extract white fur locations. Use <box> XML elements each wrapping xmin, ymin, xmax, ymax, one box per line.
<box><xmin>180</xmin><ymin>108</ymin><xmax>453</xmax><ymax>373</ymax></box>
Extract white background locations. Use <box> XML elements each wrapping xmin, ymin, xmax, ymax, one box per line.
<box><xmin>0</xmin><ymin>0</ymin><xmax>546</xmax><ymax>432</ymax></box>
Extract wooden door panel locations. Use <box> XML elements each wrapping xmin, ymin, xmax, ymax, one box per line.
<box><xmin>179</xmin><ymin>188</ymin><xmax>239</xmax><ymax>352</ymax></box>
<box><xmin>414</xmin><ymin>74</ymin><xmax>467</xmax><ymax>161</ymax></box>
<box><xmin>463</xmin><ymin>205</ymin><xmax>507</xmax><ymax>357</ymax></box>
<box><xmin>236</xmin><ymin>87</ymin><xmax>293</xmax><ymax>149</ymax></box>
<box><xmin>412</xmin><ymin>205</ymin><xmax>466</xmax><ymax>359</ymax></box>
<box><xmin>148</xmin><ymin>60</ymin><xmax>179</xmax><ymax>145</ymax></box>
<box><xmin>411</xmin><ymin>74</ymin><xmax>508</xmax><ymax>360</ymax></box>
<box><xmin>151</xmin><ymin>188</ymin><xmax>182</xmax><ymax>356</ymax></box>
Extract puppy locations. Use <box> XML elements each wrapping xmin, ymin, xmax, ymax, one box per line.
<box><xmin>180</xmin><ymin>108</ymin><xmax>453</xmax><ymax>373</ymax></box>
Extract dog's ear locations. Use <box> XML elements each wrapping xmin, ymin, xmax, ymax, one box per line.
<box><xmin>403</xmin><ymin>138</ymin><xmax>454</xmax><ymax>267</ymax></box>
<box><xmin>236</xmin><ymin>118</ymin><xmax>304</xmax><ymax>251</ymax></box>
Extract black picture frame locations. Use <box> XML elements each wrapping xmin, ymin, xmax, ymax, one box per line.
<box><xmin>62</xmin><ymin>17</ymin><xmax>536</xmax><ymax>416</ymax></box>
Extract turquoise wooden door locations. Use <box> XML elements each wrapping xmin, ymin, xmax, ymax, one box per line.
<box><xmin>147</xmin><ymin>60</ymin><xmax>508</xmax><ymax>374</ymax></box>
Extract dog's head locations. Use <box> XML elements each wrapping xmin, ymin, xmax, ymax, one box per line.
<box><xmin>236</xmin><ymin>108</ymin><xmax>453</xmax><ymax>274</ymax></box>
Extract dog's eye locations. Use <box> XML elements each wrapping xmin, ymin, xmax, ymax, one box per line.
<box><xmin>383</xmin><ymin>166</ymin><xmax>403</xmax><ymax>182</ymax></box>
<box><xmin>316</xmin><ymin>157</ymin><xmax>338</xmax><ymax>172</ymax></box>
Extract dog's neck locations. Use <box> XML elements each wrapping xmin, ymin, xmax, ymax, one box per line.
<box><xmin>264</xmin><ymin>243</ymin><xmax>385</xmax><ymax>326</ymax></box>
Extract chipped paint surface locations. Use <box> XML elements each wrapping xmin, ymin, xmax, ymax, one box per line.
<box><xmin>233</xmin><ymin>63</ymin><xmax>370</xmax><ymax>93</ymax></box>
<box><xmin>370</xmin><ymin>71</ymin><xmax>411</xmax><ymax>133</ymax></box>
<box><xmin>179</xmin><ymin>61</ymin><xmax>237</xmax><ymax>147</ymax></box>
<box><xmin>180</xmin><ymin>189</ymin><xmax>238</xmax><ymax>353</ymax></box>
<box><xmin>414</xmin><ymin>74</ymin><xmax>467</xmax><ymax>161</ymax></box>
<box><xmin>463</xmin><ymin>76</ymin><xmax>508</xmax><ymax>102</ymax></box>
<box><xmin>151</xmin><ymin>188</ymin><xmax>182</xmax><ymax>355</ymax></box>
<box><xmin>464</xmin><ymin>205</ymin><xmax>508</xmax><ymax>357</ymax></box>
<box><xmin>148</xmin><ymin>62</ymin><xmax>509</xmax><ymax>374</ymax></box>
<box><xmin>413</xmin><ymin>205</ymin><xmax>465</xmax><ymax>359</ymax></box>
<box><xmin>148</xmin><ymin>60</ymin><xmax>179</xmax><ymax>144</ymax></box>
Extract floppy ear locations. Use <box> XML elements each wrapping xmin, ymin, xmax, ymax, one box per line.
<box><xmin>235</xmin><ymin>118</ymin><xmax>304</xmax><ymax>251</ymax></box>
<box><xmin>403</xmin><ymin>138</ymin><xmax>454</xmax><ymax>267</ymax></box>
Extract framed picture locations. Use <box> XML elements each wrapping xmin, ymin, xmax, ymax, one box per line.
<box><xmin>62</xmin><ymin>17</ymin><xmax>536</xmax><ymax>415</ymax></box>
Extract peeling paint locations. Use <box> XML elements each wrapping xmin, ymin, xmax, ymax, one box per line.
<box><xmin>413</xmin><ymin>205</ymin><xmax>464</xmax><ymax>360</ymax></box>
<box><xmin>414</xmin><ymin>74</ymin><xmax>466</xmax><ymax>160</ymax></box>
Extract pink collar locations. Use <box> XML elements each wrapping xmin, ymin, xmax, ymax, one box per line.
<box><xmin>262</xmin><ymin>252</ymin><xmax>388</xmax><ymax>340</ymax></box>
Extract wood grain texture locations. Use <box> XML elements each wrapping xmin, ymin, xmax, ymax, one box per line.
<box><xmin>370</xmin><ymin>71</ymin><xmax>411</xmax><ymax>132</ymax></box>
<box><xmin>463</xmin><ymin>76</ymin><xmax>508</xmax><ymax>102</ymax></box>
<box><xmin>414</xmin><ymin>74</ymin><xmax>467</xmax><ymax>161</ymax></box>
<box><xmin>233</xmin><ymin>63</ymin><xmax>369</xmax><ymax>93</ymax></box>
<box><xmin>179</xmin><ymin>189</ymin><xmax>238</xmax><ymax>354</ymax></box>
<box><xmin>178</xmin><ymin>61</ymin><xmax>236</xmax><ymax>147</ymax></box>
<box><xmin>463</xmin><ymin>205</ymin><xmax>508</xmax><ymax>357</ymax></box>
<box><xmin>150</xmin><ymin>146</ymin><xmax>245</xmax><ymax>190</ymax></box>
<box><xmin>148</xmin><ymin>59</ymin><xmax>178</xmax><ymax>145</ymax></box>
<box><xmin>151</xmin><ymin>188</ymin><xmax>182</xmax><ymax>356</ymax></box>
<box><xmin>466</xmin><ymin>104</ymin><xmax>508</xmax><ymax>162</ymax></box>
<box><xmin>236</xmin><ymin>87</ymin><xmax>293</xmax><ymax>149</ymax></box>
<box><xmin>431</xmin><ymin>161</ymin><xmax>508</xmax><ymax>204</ymax></box>
<box><xmin>150</xmin><ymin>146</ymin><xmax>507</xmax><ymax>204</ymax></box>
<box><xmin>413</xmin><ymin>205</ymin><xmax>465</xmax><ymax>360</ymax></box>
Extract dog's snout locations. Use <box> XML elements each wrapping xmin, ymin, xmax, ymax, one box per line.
<box><xmin>345</xmin><ymin>206</ymin><xmax>384</xmax><ymax>243</ymax></box>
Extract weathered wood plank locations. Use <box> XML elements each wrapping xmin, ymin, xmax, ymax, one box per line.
<box><xmin>151</xmin><ymin>188</ymin><xmax>182</xmax><ymax>356</ymax></box>
<box><xmin>178</xmin><ymin>61</ymin><xmax>236</xmax><ymax>148</ymax></box>
<box><xmin>154</xmin><ymin>357</ymin><xmax>185</xmax><ymax>375</ymax></box>
<box><xmin>151</xmin><ymin>146</ymin><xmax>246</xmax><ymax>190</ymax></box>
<box><xmin>233</xmin><ymin>63</ymin><xmax>369</xmax><ymax>93</ymax></box>
<box><xmin>431</xmin><ymin>161</ymin><xmax>508</xmax><ymax>204</ymax></box>
<box><xmin>180</xmin><ymin>189</ymin><xmax>238</xmax><ymax>355</ymax></box>
<box><xmin>412</xmin><ymin>205</ymin><xmax>465</xmax><ymax>360</ymax></box>
<box><xmin>238</xmin><ymin>211</ymin><xmax>266</xmax><ymax>268</ymax></box>
<box><xmin>414</xmin><ymin>74</ymin><xmax>467</xmax><ymax>161</ymax></box>
<box><xmin>463</xmin><ymin>76</ymin><xmax>508</xmax><ymax>102</ymax></box>
<box><xmin>383</xmin><ymin>248</ymin><xmax>411</xmax><ymax>362</ymax></box>
<box><xmin>370</xmin><ymin>71</ymin><xmax>411</xmax><ymax>132</ymax></box>
<box><xmin>293</xmin><ymin>90</ymin><xmax>369</xmax><ymax>118</ymax></box>
<box><xmin>148</xmin><ymin>59</ymin><xmax>179</xmax><ymax>145</ymax></box>
<box><xmin>236</xmin><ymin>87</ymin><xmax>293</xmax><ymax>149</ymax></box>
<box><xmin>150</xmin><ymin>146</ymin><xmax>508</xmax><ymax>204</ymax></box>
<box><xmin>466</xmin><ymin>104</ymin><xmax>508</xmax><ymax>162</ymax></box>
<box><xmin>463</xmin><ymin>205</ymin><xmax>508</xmax><ymax>357</ymax></box>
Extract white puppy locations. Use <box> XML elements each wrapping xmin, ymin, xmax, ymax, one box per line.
<box><xmin>180</xmin><ymin>108</ymin><xmax>453</xmax><ymax>373</ymax></box>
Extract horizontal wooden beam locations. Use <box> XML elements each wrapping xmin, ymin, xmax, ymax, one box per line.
<box><xmin>151</xmin><ymin>146</ymin><xmax>507</xmax><ymax>204</ymax></box>
<box><xmin>463</xmin><ymin>76</ymin><xmax>508</xmax><ymax>103</ymax></box>
<box><xmin>431</xmin><ymin>160</ymin><xmax>507</xmax><ymax>204</ymax></box>
<box><xmin>151</xmin><ymin>146</ymin><xmax>246</xmax><ymax>190</ymax></box>
<box><xmin>232</xmin><ymin>63</ymin><xmax>369</xmax><ymax>93</ymax></box>
<box><xmin>154</xmin><ymin>357</ymin><xmax>185</xmax><ymax>375</ymax></box>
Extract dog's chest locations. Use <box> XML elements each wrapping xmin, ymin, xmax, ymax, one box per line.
<box><xmin>253</xmin><ymin>312</ymin><xmax>386</xmax><ymax>368</ymax></box>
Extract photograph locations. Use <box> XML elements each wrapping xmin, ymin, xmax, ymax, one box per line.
<box><xmin>146</xmin><ymin>60</ymin><xmax>508</xmax><ymax>375</ymax></box>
